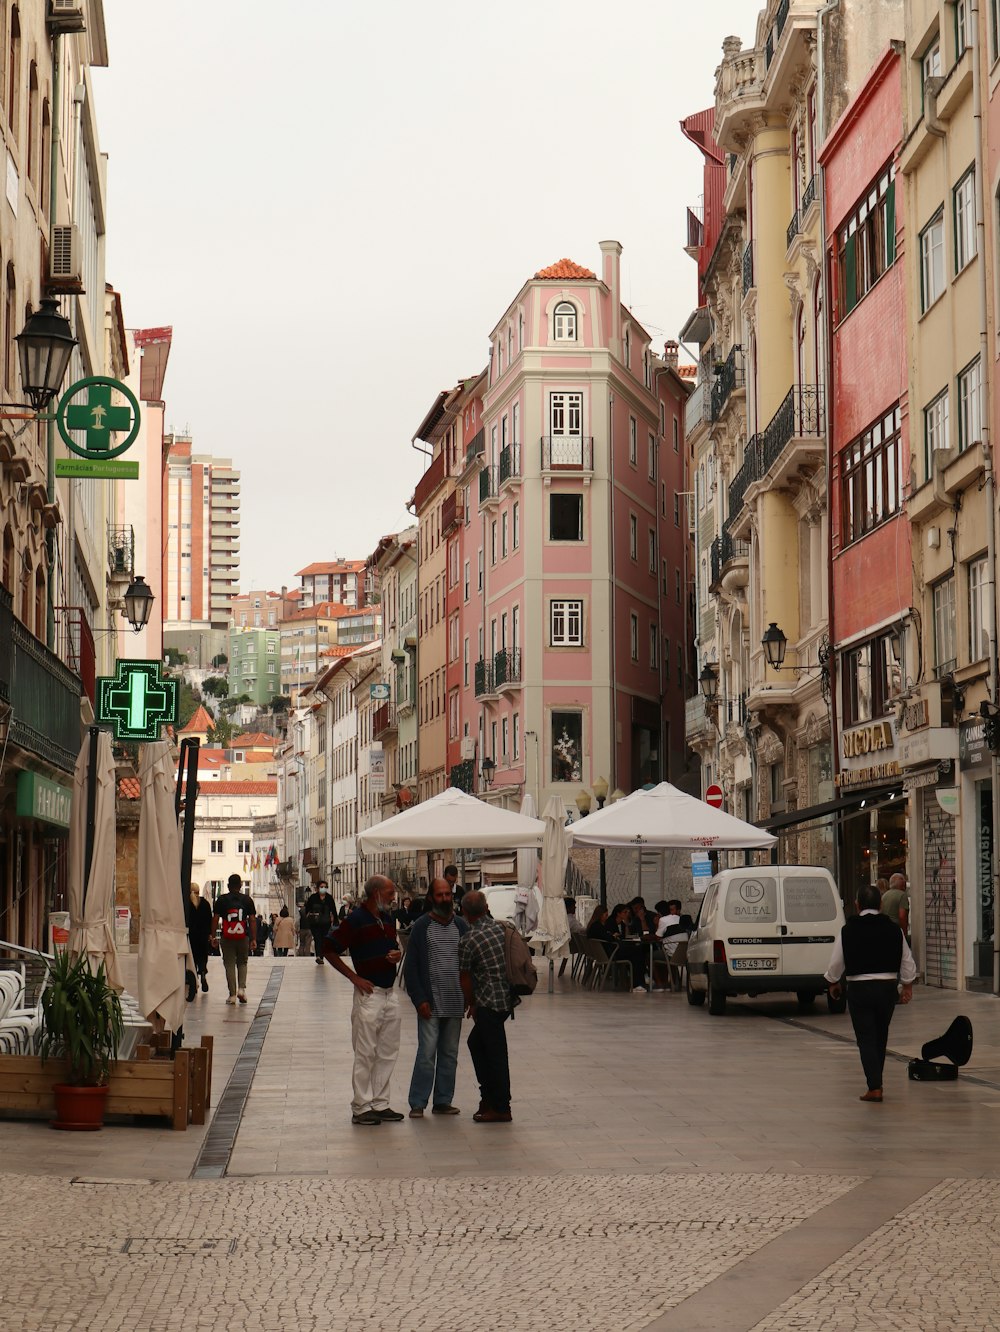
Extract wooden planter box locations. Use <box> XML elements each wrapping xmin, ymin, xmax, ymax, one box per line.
<box><xmin>0</xmin><ymin>1035</ymin><xmax>213</xmax><ymax>1131</ymax></box>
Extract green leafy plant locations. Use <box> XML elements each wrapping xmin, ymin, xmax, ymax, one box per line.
<box><xmin>38</xmin><ymin>951</ymin><xmax>124</xmax><ymax>1086</ymax></box>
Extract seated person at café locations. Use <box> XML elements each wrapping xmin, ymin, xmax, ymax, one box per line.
<box><xmin>565</xmin><ymin>897</ymin><xmax>588</xmax><ymax>943</ymax></box>
<box><xmin>627</xmin><ymin>897</ymin><xmax>656</xmax><ymax>940</ymax></box>
<box><xmin>607</xmin><ymin>903</ymin><xmax>649</xmax><ymax>992</ymax></box>
<box><xmin>655</xmin><ymin>899</ymin><xmax>693</xmax><ymax>957</ymax></box>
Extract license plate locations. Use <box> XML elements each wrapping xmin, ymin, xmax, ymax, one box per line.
<box><xmin>731</xmin><ymin>958</ymin><xmax>778</xmax><ymax>971</ymax></box>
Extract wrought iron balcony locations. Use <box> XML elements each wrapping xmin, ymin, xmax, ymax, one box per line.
<box><xmin>541</xmin><ymin>436</ymin><xmax>594</xmax><ymax>470</ymax></box>
<box><xmin>498</xmin><ymin>444</ymin><xmax>520</xmax><ymax>486</ymax></box>
<box><xmin>742</xmin><ymin>242</ymin><xmax>754</xmax><ymax>295</ymax></box>
<box><xmin>802</xmin><ymin>173</ymin><xmax>817</xmax><ymax>213</ymax></box>
<box><xmin>372</xmin><ymin>701</ymin><xmax>396</xmax><ymax>738</ymax></box>
<box><xmin>765</xmin><ymin>0</ymin><xmax>790</xmax><ymax>67</ymax></box>
<box><xmin>710</xmin><ymin>537</ymin><xmax>722</xmax><ymax>587</ymax></box>
<box><xmin>0</xmin><ymin>586</ymin><xmax>82</xmax><ymax>773</ymax></box>
<box><xmin>786</xmin><ymin>209</ymin><xmax>799</xmax><ymax>250</ymax></box>
<box><xmin>465</xmin><ymin>427</ymin><xmax>485</xmax><ymax>467</ymax></box>
<box><xmin>479</xmin><ymin>466</ymin><xmax>498</xmax><ymax>505</ymax></box>
<box><xmin>450</xmin><ymin>759</ymin><xmax>475</xmax><ymax>794</ymax></box>
<box><xmin>711</xmin><ymin>345</ymin><xmax>745</xmax><ymax>421</ymax></box>
<box><xmin>725</xmin><ymin>386</ymin><xmax>825</xmax><ymax>527</ymax></box>
<box><xmin>720</xmin><ymin>531</ymin><xmax>750</xmax><ymax>566</ymax></box>
<box><xmin>474</xmin><ymin>659</ymin><xmax>495</xmax><ymax>698</ymax></box>
<box><xmin>107</xmin><ymin>525</ymin><xmax>134</xmax><ymax>579</ymax></box>
<box><xmin>493</xmin><ymin>647</ymin><xmax>521</xmax><ymax>688</ymax></box>
<box><xmin>441</xmin><ymin>491</ymin><xmax>464</xmax><ymax>533</ymax></box>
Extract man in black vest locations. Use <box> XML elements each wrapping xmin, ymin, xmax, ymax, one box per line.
<box><xmin>825</xmin><ymin>882</ymin><xmax>916</xmax><ymax>1102</ymax></box>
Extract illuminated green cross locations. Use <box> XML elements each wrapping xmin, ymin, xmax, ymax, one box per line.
<box><xmin>96</xmin><ymin>660</ymin><xmax>179</xmax><ymax>742</ymax></box>
<box><xmin>65</xmin><ymin>382</ymin><xmax>132</xmax><ymax>455</ymax></box>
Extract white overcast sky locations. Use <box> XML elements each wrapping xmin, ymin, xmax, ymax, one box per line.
<box><xmin>94</xmin><ymin>0</ymin><xmax>753</xmax><ymax>591</ymax></box>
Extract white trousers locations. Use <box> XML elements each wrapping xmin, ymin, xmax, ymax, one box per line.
<box><xmin>350</xmin><ymin>986</ymin><xmax>401</xmax><ymax>1115</ymax></box>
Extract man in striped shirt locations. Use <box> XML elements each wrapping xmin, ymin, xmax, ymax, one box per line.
<box><xmin>403</xmin><ymin>878</ymin><xmax>469</xmax><ymax>1118</ymax></box>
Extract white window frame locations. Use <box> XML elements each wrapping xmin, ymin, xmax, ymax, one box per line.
<box><xmin>924</xmin><ymin>389</ymin><xmax>949</xmax><ymax>476</ymax></box>
<box><xmin>920</xmin><ymin>210</ymin><xmax>945</xmax><ymax>311</ymax></box>
<box><xmin>553</xmin><ymin>301</ymin><xmax>578</xmax><ymax>341</ymax></box>
<box><xmin>922</xmin><ymin>40</ymin><xmax>941</xmax><ymax>92</ymax></box>
<box><xmin>513</xmin><ymin>501</ymin><xmax>520</xmax><ymax>549</ymax></box>
<box><xmin>956</xmin><ymin>0</ymin><xmax>970</xmax><ymax>52</ymax></box>
<box><xmin>629</xmin><ymin>416</ymin><xmax>637</xmax><ymax>465</ymax></box>
<box><xmin>550</xmin><ymin>599</ymin><xmax>584</xmax><ymax>647</ymax></box>
<box><xmin>513</xmin><ymin>711</ymin><xmax>520</xmax><ymax>760</ymax></box>
<box><xmin>958</xmin><ymin>357</ymin><xmax>982</xmax><ymax>451</ymax></box>
<box><xmin>969</xmin><ymin>556</ymin><xmax>989</xmax><ymax>661</ymax></box>
<box><xmin>933</xmin><ymin>575</ymin><xmax>957</xmax><ymax>672</ymax></box>
<box><xmin>629</xmin><ymin>512</ymin><xmax>638</xmax><ymax>560</ymax></box>
<box><xmin>954</xmin><ymin>167</ymin><xmax>976</xmax><ymax>272</ymax></box>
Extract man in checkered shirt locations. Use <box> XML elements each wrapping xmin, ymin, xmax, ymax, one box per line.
<box><xmin>458</xmin><ymin>889</ymin><xmax>514</xmax><ymax>1123</ymax></box>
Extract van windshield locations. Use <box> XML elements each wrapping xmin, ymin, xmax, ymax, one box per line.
<box><xmin>723</xmin><ymin>877</ymin><xmax>777</xmax><ymax>923</ymax></box>
<box><xmin>783</xmin><ymin>877</ymin><xmax>838</xmax><ymax>922</ymax></box>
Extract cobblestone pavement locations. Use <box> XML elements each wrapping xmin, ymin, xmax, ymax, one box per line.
<box><xmin>6</xmin><ymin>958</ymin><xmax>1000</xmax><ymax>1328</ymax></box>
<box><xmin>0</xmin><ymin>1170</ymin><xmax>855</xmax><ymax>1332</ymax></box>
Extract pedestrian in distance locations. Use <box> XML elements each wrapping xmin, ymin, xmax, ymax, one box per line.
<box><xmin>825</xmin><ymin>882</ymin><xmax>916</xmax><ymax>1102</ymax></box>
<box><xmin>211</xmin><ymin>872</ymin><xmax>257</xmax><ymax>1006</ymax></box>
<box><xmin>185</xmin><ymin>883</ymin><xmax>213</xmax><ymax>999</ymax></box>
<box><xmin>458</xmin><ymin>888</ymin><xmax>515</xmax><ymax>1123</ymax></box>
<box><xmin>444</xmin><ymin>863</ymin><xmax>461</xmax><ymax>904</ymax></box>
<box><xmin>880</xmin><ymin>872</ymin><xmax>910</xmax><ymax>938</ymax></box>
<box><xmin>303</xmin><ymin>880</ymin><xmax>335</xmax><ymax>964</ymax></box>
<box><xmin>272</xmin><ymin>906</ymin><xmax>295</xmax><ymax>956</ymax></box>
<box><xmin>255</xmin><ymin>913</ymin><xmax>270</xmax><ymax>957</ymax></box>
<box><xmin>403</xmin><ymin>876</ymin><xmax>469</xmax><ymax>1119</ymax></box>
<box><xmin>322</xmin><ymin>875</ymin><xmax>404</xmax><ymax>1126</ymax></box>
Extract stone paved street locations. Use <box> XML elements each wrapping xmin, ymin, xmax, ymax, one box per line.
<box><xmin>3</xmin><ymin>955</ymin><xmax>1000</xmax><ymax>1330</ymax></box>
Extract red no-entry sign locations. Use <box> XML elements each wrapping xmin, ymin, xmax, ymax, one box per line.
<box><xmin>705</xmin><ymin>784</ymin><xmax>724</xmax><ymax>809</ymax></box>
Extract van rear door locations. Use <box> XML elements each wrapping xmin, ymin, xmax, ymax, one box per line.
<box><xmin>778</xmin><ymin>872</ymin><xmax>841</xmax><ymax>979</ymax></box>
<box><xmin>722</xmin><ymin>874</ymin><xmax>783</xmax><ymax>979</ymax></box>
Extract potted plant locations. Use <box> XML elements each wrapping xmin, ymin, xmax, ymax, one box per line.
<box><xmin>38</xmin><ymin>950</ymin><xmax>124</xmax><ymax>1131</ymax></box>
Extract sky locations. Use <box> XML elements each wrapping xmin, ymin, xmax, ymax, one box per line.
<box><xmin>94</xmin><ymin>0</ymin><xmax>753</xmax><ymax>592</ymax></box>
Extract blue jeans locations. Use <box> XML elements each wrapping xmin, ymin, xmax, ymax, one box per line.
<box><xmin>408</xmin><ymin>1015</ymin><xmax>463</xmax><ymax>1110</ymax></box>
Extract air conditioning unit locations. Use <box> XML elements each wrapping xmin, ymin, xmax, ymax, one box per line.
<box><xmin>47</xmin><ymin>0</ymin><xmax>86</xmax><ymax>32</ymax></box>
<box><xmin>49</xmin><ymin>224</ymin><xmax>83</xmax><ymax>289</ymax></box>
<box><xmin>460</xmin><ymin>736</ymin><xmax>476</xmax><ymax>760</ymax></box>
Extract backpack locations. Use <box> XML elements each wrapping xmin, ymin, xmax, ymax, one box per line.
<box><xmin>501</xmin><ymin>921</ymin><xmax>537</xmax><ymax>996</ymax></box>
<box><xmin>221</xmin><ymin>903</ymin><xmax>248</xmax><ymax>940</ymax></box>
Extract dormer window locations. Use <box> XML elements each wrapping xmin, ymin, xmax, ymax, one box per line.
<box><xmin>553</xmin><ymin>301</ymin><xmax>577</xmax><ymax>341</ymax></box>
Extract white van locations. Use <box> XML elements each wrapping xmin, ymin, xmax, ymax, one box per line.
<box><xmin>686</xmin><ymin>865</ymin><xmax>846</xmax><ymax>1016</ymax></box>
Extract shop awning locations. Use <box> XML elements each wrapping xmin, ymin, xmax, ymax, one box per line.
<box><xmin>762</xmin><ymin>781</ymin><xmax>907</xmax><ymax>836</ymax></box>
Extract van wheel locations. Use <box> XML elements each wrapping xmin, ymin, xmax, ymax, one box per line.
<box><xmin>686</xmin><ymin>972</ymin><xmax>705</xmax><ymax>1007</ymax></box>
<box><xmin>796</xmin><ymin>991</ymin><xmax>817</xmax><ymax>1008</ymax></box>
<box><xmin>707</xmin><ymin>975</ymin><xmax>726</xmax><ymax>1016</ymax></box>
<box><xmin>827</xmin><ymin>989</ymin><xmax>848</xmax><ymax>1015</ymax></box>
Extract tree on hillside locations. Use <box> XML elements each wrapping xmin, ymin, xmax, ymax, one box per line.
<box><xmin>211</xmin><ymin>653</ymin><xmax>228</xmax><ymax>668</ymax></box>
<box><xmin>209</xmin><ymin>714</ymin><xmax>235</xmax><ymax>746</ymax></box>
<box><xmin>164</xmin><ymin>647</ymin><xmax>188</xmax><ymax>668</ymax></box>
<box><xmin>202</xmin><ymin>676</ymin><xmax>229</xmax><ymax>698</ymax></box>
<box><xmin>177</xmin><ymin>682</ymin><xmax>201</xmax><ymax>729</ymax></box>
<box><xmin>270</xmin><ymin>695</ymin><xmax>290</xmax><ymax>713</ymax></box>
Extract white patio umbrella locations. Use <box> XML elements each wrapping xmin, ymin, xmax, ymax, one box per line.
<box><xmin>534</xmin><ymin>795</ymin><xmax>571</xmax><ymax>958</ymax></box>
<box><xmin>137</xmin><ymin>741</ymin><xmax>193</xmax><ymax>1034</ymax></box>
<box><xmin>67</xmin><ymin>728</ymin><xmax>123</xmax><ymax>992</ymax></box>
<box><xmin>357</xmin><ymin>786</ymin><xmax>545</xmax><ymax>854</ymax></box>
<box><xmin>515</xmin><ymin>792</ymin><xmax>538</xmax><ymax>888</ymax></box>
<box><xmin>569</xmin><ymin>781</ymin><xmax>777</xmax><ymax>850</ymax></box>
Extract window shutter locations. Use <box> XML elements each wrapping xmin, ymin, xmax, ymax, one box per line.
<box><xmin>844</xmin><ymin>234</ymin><xmax>857</xmax><ymax>314</ymax></box>
<box><xmin>885</xmin><ymin>182</ymin><xmax>896</xmax><ymax>265</ymax></box>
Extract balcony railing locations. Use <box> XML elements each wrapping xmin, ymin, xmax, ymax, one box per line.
<box><xmin>801</xmin><ymin>173</ymin><xmax>817</xmax><ymax>213</ymax></box>
<box><xmin>450</xmin><ymin>760</ymin><xmax>475</xmax><ymax>794</ymax></box>
<box><xmin>107</xmin><ymin>525</ymin><xmax>134</xmax><ymax>579</ymax></box>
<box><xmin>479</xmin><ymin>466</ymin><xmax>498</xmax><ymax>504</ymax></box>
<box><xmin>474</xmin><ymin>659</ymin><xmax>495</xmax><ymax>698</ymax></box>
<box><xmin>710</xmin><ymin>537</ymin><xmax>722</xmax><ymax>587</ymax></box>
<box><xmin>493</xmin><ymin>647</ymin><xmax>521</xmax><ymax>688</ymax></box>
<box><xmin>372</xmin><ymin>701</ymin><xmax>396</xmax><ymax>737</ymax></box>
<box><xmin>726</xmin><ymin>386</ymin><xmax>826</xmax><ymax>526</ymax></box>
<box><xmin>711</xmin><ymin>345</ymin><xmax>744</xmax><ymax>421</ymax></box>
<box><xmin>685</xmin><ymin>380</ymin><xmax>711</xmax><ymax>434</ymax></box>
<box><xmin>498</xmin><ymin>444</ymin><xmax>520</xmax><ymax>486</ymax></box>
<box><xmin>0</xmin><ymin>587</ymin><xmax>82</xmax><ymax>773</ymax></box>
<box><xmin>53</xmin><ymin>606</ymin><xmax>96</xmax><ymax>707</ymax></box>
<box><xmin>742</xmin><ymin>241</ymin><xmax>754</xmax><ymax>294</ymax></box>
<box><xmin>765</xmin><ymin>0</ymin><xmax>790</xmax><ymax>67</ymax></box>
<box><xmin>721</xmin><ymin>531</ymin><xmax>750</xmax><ymax>566</ymax></box>
<box><xmin>786</xmin><ymin>208</ymin><xmax>799</xmax><ymax>250</ymax></box>
<box><xmin>541</xmin><ymin>436</ymin><xmax>594</xmax><ymax>470</ymax></box>
<box><xmin>465</xmin><ymin>427</ymin><xmax>485</xmax><ymax>467</ymax></box>
<box><xmin>441</xmin><ymin>491</ymin><xmax>464</xmax><ymax>533</ymax></box>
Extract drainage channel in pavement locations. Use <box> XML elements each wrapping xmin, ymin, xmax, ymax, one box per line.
<box><xmin>190</xmin><ymin>966</ymin><xmax>283</xmax><ymax>1180</ymax></box>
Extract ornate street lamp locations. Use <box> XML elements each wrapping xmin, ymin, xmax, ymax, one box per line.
<box><xmin>481</xmin><ymin>756</ymin><xmax>496</xmax><ymax>788</ymax></box>
<box><xmin>699</xmin><ymin>662</ymin><xmax>720</xmax><ymax>701</ymax></box>
<box><xmin>762</xmin><ymin>621</ymin><xmax>788</xmax><ymax>670</ymax></box>
<box><xmin>15</xmin><ymin>298</ymin><xmax>78</xmax><ymax>412</ymax></box>
<box><xmin>592</xmin><ymin>775</ymin><xmax>609</xmax><ymax>809</ymax></box>
<box><xmin>122</xmin><ymin>575</ymin><xmax>154</xmax><ymax>633</ymax></box>
<box><xmin>574</xmin><ymin>789</ymin><xmax>591</xmax><ymax>817</ymax></box>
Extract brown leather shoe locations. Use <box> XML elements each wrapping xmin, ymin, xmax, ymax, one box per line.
<box><xmin>859</xmin><ymin>1089</ymin><xmax>883</xmax><ymax>1102</ymax></box>
<box><xmin>431</xmin><ymin>1104</ymin><xmax>461</xmax><ymax>1115</ymax></box>
<box><xmin>473</xmin><ymin>1108</ymin><xmax>512</xmax><ymax>1123</ymax></box>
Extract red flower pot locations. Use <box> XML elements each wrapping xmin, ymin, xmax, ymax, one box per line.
<box><xmin>51</xmin><ymin>1083</ymin><xmax>109</xmax><ymax>1131</ymax></box>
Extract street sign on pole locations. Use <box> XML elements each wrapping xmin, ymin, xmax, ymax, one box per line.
<box><xmin>705</xmin><ymin>783</ymin><xmax>724</xmax><ymax>809</ymax></box>
<box><xmin>96</xmin><ymin>659</ymin><xmax>179</xmax><ymax>742</ymax></box>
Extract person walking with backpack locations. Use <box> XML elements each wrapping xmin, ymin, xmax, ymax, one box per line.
<box><xmin>403</xmin><ymin>877</ymin><xmax>468</xmax><ymax>1118</ymax></box>
<box><xmin>303</xmin><ymin>881</ymin><xmax>335</xmax><ymax>964</ymax></box>
<box><xmin>458</xmin><ymin>889</ymin><xmax>516</xmax><ymax>1123</ymax></box>
<box><xmin>211</xmin><ymin>873</ymin><xmax>257</xmax><ymax>1005</ymax></box>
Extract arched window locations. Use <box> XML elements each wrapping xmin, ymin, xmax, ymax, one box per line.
<box><xmin>1</xmin><ymin>524</ymin><xmax>13</xmax><ymax>591</ymax></box>
<box><xmin>623</xmin><ymin>326</ymin><xmax>631</xmax><ymax>369</ymax></box>
<box><xmin>34</xmin><ymin>565</ymin><xmax>43</xmax><ymax>638</ymax></box>
<box><xmin>7</xmin><ymin>6</ymin><xmax>18</xmax><ymax>136</ymax></box>
<box><xmin>40</xmin><ymin>98</ymin><xmax>48</xmax><ymax>212</ymax></box>
<box><xmin>25</xmin><ymin>59</ymin><xmax>35</xmax><ymax>184</ymax></box>
<box><xmin>553</xmin><ymin>301</ymin><xmax>577</xmax><ymax>341</ymax></box>
<box><xmin>4</xmin><ymin>263</ymin><xmax>15</xmax><ymax>391</ymax></box>
<box><xmin>796</xmin><ymin>305</ymin><xmax>806</xmax><ymax>386</ymax></box>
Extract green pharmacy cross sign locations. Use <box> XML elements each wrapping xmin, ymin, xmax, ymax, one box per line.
<box><xmin>96</xmin><ymin>659</ymin><xmax>178</xmax><ymax>742</ymax></box>
<box><xmin>54</xmin><ymin>375</ymin><xmax>142</xmax><ymax>480</ymax></box>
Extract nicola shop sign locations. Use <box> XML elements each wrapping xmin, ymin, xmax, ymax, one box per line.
<box><xmin>841</xmin><ymin>720</ymin><xmax>894</xmax><ymax>759</ymax></box>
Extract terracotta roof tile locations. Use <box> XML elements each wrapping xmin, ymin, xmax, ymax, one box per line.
<box><xmin>180</xmin><ymin>704</ymin><xmax>215</xmax><ymax>734</ymax></box>
<box><xmin>232</xmin><ymin>732</ymin><xmax>276</xmax><ymax>748</ymax></box>
<box><xmin>118</xmin><ymin>777</ymin><xmax>140</xmax><ymax>800</ymax></box>
<box><xmin>179</xmin><ymin>780</ymin><xmax>278</xmax><ymax>797</ymax></box>
<box><xmin>534</xmin><ymin>259</ymin><xmax>597</xmax><ymax>280</ymax></box>
<box><xmin>296</xmin><ymin>560</ymin><xmax>367</xmax><ymax>577</ymax></box>
<box><xmin>678</xmin><ymin>364</ymin><xmax>697</xmax><ymax>378</ymax></box>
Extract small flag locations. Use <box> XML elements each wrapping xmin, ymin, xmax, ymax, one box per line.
<box><xmin>243</xmin><ymin>855</ymin><xmax>249</xmax><ymax>873</ymax></box>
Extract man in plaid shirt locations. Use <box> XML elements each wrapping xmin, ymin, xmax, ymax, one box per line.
<box><xmin>457</xmin><ymin>889</ymin><xmax>513</xmax><ymax>1123</ymax></box>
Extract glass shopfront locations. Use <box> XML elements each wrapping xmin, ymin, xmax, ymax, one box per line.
<box><xmin>838</xmin><ymin>799</ymin><xmax>908</xmax><ymax>912</ymax></box>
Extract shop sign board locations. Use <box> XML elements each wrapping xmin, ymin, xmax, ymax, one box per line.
<box><xmin>369</xmin><ymin>747</ymin><xmax>386</xmax><ymax>794</ymax></box>
<box><xmin>15</xmin><ymin>770</ymin><xmax>72</xmax><ymax>828</ymax></box>
<box><xmin>837</xmin><ymin>717</ymin><xmax>900</xmax><ymax>790</ymax></box>
<box><xmin>959</xmin><ymin>719</ymin><xmax>990</xmax><ymax>771</ymax></box>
